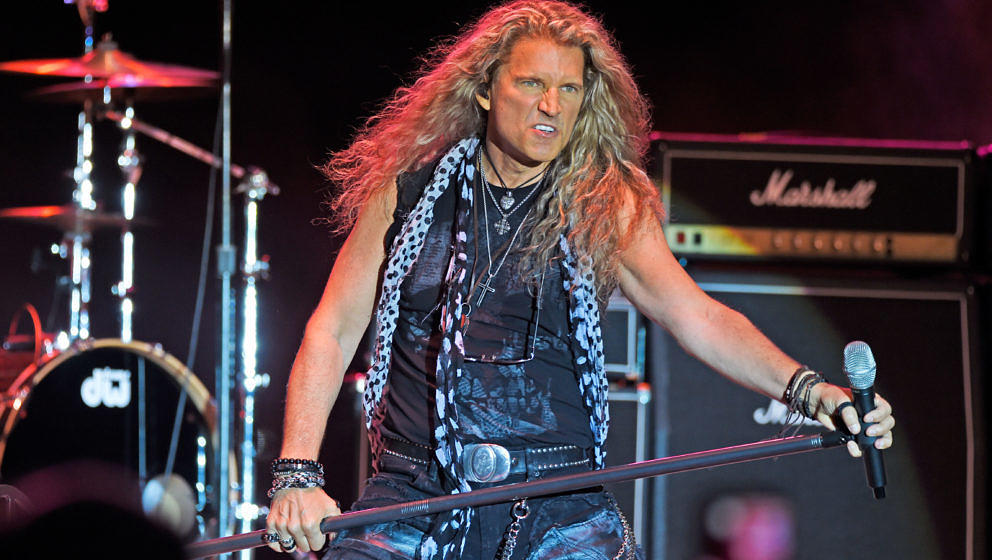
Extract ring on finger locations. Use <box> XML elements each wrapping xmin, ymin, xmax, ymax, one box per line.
<box><xmin>280</xmin><ymin>536</ymin><xmax>296</xmax><ymax>552</ymax></box>
<box><xmin>263</xmin><ymin>532</ymin><xmax>281</xmax><ymax>544</ymax></box>
<box><xmin>835</xmin><ymin>401</ymin><xmax>855</xmax><ymax>415</ymax></box>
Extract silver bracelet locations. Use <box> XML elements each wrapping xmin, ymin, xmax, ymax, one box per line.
<box><xmin>268</xmin><ymin>471</ymin><xmax>326</xmax><ymax>498</ymax></box>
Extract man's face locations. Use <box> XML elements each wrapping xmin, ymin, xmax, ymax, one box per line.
<box><xmin>478</xmin><ymin>36</ymin><xmax>585</xmax><ymax>173</ymax></box>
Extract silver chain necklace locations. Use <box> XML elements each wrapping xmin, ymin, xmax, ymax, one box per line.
<box><xmin>472</xmin><ymin>176</ymin><xmax>534</xmax><ymax>309</ymax></box>
<box><xmin>480</xmin><ymin>150</ymin><xmax>545</xmax><ymax>235</ymax></box>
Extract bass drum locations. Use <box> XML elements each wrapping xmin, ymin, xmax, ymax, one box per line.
<box><xmin>0</xmin><ymin>339</ymin><xmax>225</xmax><ymax>536</ymax></box>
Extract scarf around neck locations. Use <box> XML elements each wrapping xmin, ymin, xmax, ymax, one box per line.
<box><xmin>362</xmin><ymin>137</ymin><xmax>609</xmax><ymax>558</ymax></box>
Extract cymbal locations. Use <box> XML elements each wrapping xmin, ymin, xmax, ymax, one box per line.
<box><xmin>0</xmin><ymin>205</ymin><xmax>153</xmax><ymax>234</ymax></box>
<box><xmin>0</xmin><ymin>37</ymin><xmax>217</xmax><ymax>81</ymax></box>
<box><xmin>27</xmin><ymin>75</ymin><xmax>217</xmax><ymax>104</ymax></box>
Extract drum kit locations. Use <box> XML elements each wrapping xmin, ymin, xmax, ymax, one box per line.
<box><xmin>0</xmin><ymin>2</ymin><xmax>275</xmax><ymax>549</ymax></box>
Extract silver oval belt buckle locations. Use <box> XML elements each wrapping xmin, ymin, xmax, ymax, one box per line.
<box><xmin>462</xmin><ymin>443</ymin><xmax>511</xmax><ymax>483</ymax></box>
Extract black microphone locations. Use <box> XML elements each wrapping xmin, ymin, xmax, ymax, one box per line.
<box><xmin>843</xmin><ymin>341</ymin><xmax>887</xmax><ymax>499</ymax></box>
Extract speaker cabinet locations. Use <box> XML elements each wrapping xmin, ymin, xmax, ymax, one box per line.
<box><xmin>649</xmin><ymin>268</ymin><xmax>985</xmax><ymax>560</ymax></box>
<box><xmin>605</xmin><ymin>383</ymin><xmax>653</xmax><ymax>553</ymax></box>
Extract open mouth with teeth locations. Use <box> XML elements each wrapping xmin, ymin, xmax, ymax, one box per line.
<box><xmin>533</xmin><ymin>124</ymin><xmax>557</xmax><ymax>134</ymax></box>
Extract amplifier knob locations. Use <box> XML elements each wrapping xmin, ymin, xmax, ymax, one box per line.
<box><xmin>813</xmin><ymin>235</ymin><xmax>828</xmax><ymax>251</ymax></box>
<box><xmin>772</xmin><ymin>233</ymin><xmax>788</xmax><ymax>250</ymax></box>
<box><xmin>852</xmin><ymin>235</ymin><xmax>870</xmax><ymax>254</ymax></box>
<box><xmin>872</xmin><ymin>236</ymin><xmax>887</xmax><ymax>253</ymax></box>
<box><xmin>832</xmin><ymin>237</ymin><xmax>846</xmax><ymax>252</ymax></box>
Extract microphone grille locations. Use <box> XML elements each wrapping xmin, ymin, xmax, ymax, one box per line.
<box><xmin>843</xmin><ymin>341</ymin><xmax>876</xmax><ymax>389</ymax></box>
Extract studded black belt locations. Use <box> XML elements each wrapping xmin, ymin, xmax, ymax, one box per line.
<box><xmin>381</xmin><ymin>436</ymin><xmax>591</xmax><ymax>483</ymax></box>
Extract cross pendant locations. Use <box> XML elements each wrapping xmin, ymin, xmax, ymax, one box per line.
<box><xmin>476</xmin><ymin>275</ymin><xmax>497</xmax><ymax>306</ymax></box>
<box><xmin>494</xmin><ymin>217</ymin><xmax>511</xmax><ymax>235</ymax></box>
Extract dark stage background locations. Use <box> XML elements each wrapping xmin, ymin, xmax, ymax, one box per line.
<box><xmin>1</xmin><ymin>1</ymin><xmax>990</xmax><ymax>558</ymax></box>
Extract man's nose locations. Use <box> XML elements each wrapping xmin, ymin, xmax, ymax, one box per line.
<box><xmin>539</xmin><ymin>88</ymin><xmax>561</xmax><ymax>117</ymax></box>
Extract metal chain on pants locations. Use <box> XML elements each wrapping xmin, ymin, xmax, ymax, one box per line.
<box><xmin>496</xmin><ymin>494</ymin><xmax>634</xmax><ymax>560</ymax></box>
<box><xmin>497</xmin><ymin>498</ymin><xmax>530</xmax><ymax>560</ymax></box>
<box><xmin>607</xmin><ymin>493</ymin><xmax>636</xmax><ymax>560</ymax></box>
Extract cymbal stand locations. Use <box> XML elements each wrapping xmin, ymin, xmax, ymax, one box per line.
<box><xmin>112</xmin><ymin>101</ymin><xmax>143</xmax><ymax>343</ymax></box>
<box><xmin>63</xmin><ymin>1</ymin><xmax>100</xmax><ymax>345</ymax></box>
<box><xmin>98</xmin><ymin>110</ymin><xmax>275</xmax><ymax>189</ymax></box>
<box><xmin>95</xmin><ymin>107</ymin><xmax>281</xmax><ymax>551</ymax></box>
<box><xmin>235</xmin><ymin>173</ymin><xmax>274</xmax><ymax>560</ymax></box>
<box><xmin>218</xmin><ymin>1</ymin><xmax>236</xmax><ymax>542</ymax></box>
<box><xmin>66</xmin><ymin>100</ymin><xmax>96</xmax><ymax>344</ymax></box>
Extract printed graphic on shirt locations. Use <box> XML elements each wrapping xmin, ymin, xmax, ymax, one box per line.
<box><xmin>456</xmin><ymin>363</ymin><xmax>558</xmax><ymax>439</ymax></box>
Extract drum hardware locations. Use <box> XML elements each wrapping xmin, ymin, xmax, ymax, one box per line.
<box><xmin>235</xmin><ymin>165</ymin><xmax>277</xmax><ymax>540</ymax></box>
<box><xmin>0</xmin><ymin>202</ymin><xmax>156</xmax><ymax>344</ymax></box>
<box><xmin>215</xmin><ymin>3</ymin><xmax>239</xmax><ymax>539</ymax></box>
<box><xmin>1</xmin><ymin>5</ymin><xmax>269</xmax><ymax>549</ymax></box>
<box><xmin>99</xmin><ymin>93</ymin><xmax>281</xmax><ymax>550</ymax></box>
<box><xmin>0</xmin><ymin>35</ymin><xmax>219</xmax><ymax>81</ymax></box>
<box><xmin>4</xmin><ymin>20</ymin><xmax>279</xmax><ymax>540</ymax></box>
<box><xmin>72</xmin><ymin>0</ymin><xmax>107</xmax><ymax>30</ymax></box>
<box><xmin>97</xmin><ymin>109</ymin><xmax>280</xmax><ymax>194</ymax></box>
<box><xmin>0</xmin><ymin>305</ymin><xmax>55</xmax><ymax>392</ymax></box>
<box><xmin>19</xmin><ymin>62</ymin><xmax>215</xmax><ymax>343</ymax></box>
<box><xmin>142</xmin><ymin>472</ymin><xmax>199</xmax><ymax>537</ymax></box>
<box><xmin>26</xmin><ymin>75</ymin><xmax>217</xmax><ymax>105</ymax></box>
<box><xmin>71</xmin><ymin>96</ymin><xmax>96</xmax><ymax>342</ymax></box>
<box><xmin>0</xmin><ymin>483</ymin><xmax>34</xmax><ymax>525</ymax></box>
<box><xmin>5</xmin><ymin>38</ymin><xmax>100</xmax><ymax>342</ymax></box>
<box><xmin>0</xmin><ymin>339</ymin><xmax>236</xmax><ymax>539</ymax></box>
<box><xmin>1</xmin><ymin>28</ymin><xmax>218</xmax><ymax>343</ymax></box>
<box><xmin>27</xmin><ymin>244</ymin><xmax>74</xmax><ymax>336</ymax></box>
<box><xmin>99</xmin><ymin>103</ymin><xmax>283</xmax><ymax>540</ymax></box>
<box><xmin>112</xmin><ymin>102</ymin><xmax>141</xmax><ymax>343</ymax></box>
<box><xmin>0</xmin><ymin>204</ymin><xmax>154</xmax><ymax>234</ymax></box>
<box><xmin>99</xmin><ymin>85</ymin><xmax>280</xmax><ymax>557</ymax></box>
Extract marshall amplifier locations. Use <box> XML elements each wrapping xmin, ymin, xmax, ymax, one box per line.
<box><xmin>651</xmin><ymin>132</ymin><xmax>979</xmax><ymax>265</ymax></box>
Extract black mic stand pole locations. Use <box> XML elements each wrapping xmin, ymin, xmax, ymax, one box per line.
<box><xmin>187</xmin><ymin>431</ymin><xmax>852</xmax><ymax>559</ymax></box>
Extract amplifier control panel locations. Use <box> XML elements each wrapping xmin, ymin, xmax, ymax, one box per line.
<box><xmin>665</xmin><ymin>225</ymin><xmax>959</xmax><ymax>262</ymax></box>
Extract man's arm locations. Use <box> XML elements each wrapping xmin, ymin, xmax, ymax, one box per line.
<box><xmin>616</xmin><ymin>208</ymin><xmax>893</xmax><ymax>451</ymax></box>
<box><xmin>266</xmin><ymin>179</ymin><xmax>397</xmax><ymax>553</ymax></box>
<box><xmin>617</xmin><ymin>218</ymin><xmax>798</xmax><ymax>400</ymax></box>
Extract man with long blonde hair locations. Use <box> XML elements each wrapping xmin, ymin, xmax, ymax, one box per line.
<box><xmin>266</xmin><ymin>2</ymin><xmax>895</xmax><ymax>558</ymax></box>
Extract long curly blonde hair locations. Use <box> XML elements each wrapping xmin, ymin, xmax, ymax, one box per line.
<box><xmin>324</xmin><ymin>0</ymin><xmax>663</xmax><ymax>300</ymax></box>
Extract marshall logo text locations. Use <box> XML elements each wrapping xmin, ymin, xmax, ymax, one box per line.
<box><xmin>749</xmin><ymin>169</ymin><xmax>876</xmax><ymax>209</ymax></box>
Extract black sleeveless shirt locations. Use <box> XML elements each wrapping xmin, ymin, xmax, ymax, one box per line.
<box><xmin>377</xmin><ymin>162</ymin><xmax>593</xmax><ymax>449</ymax></box>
